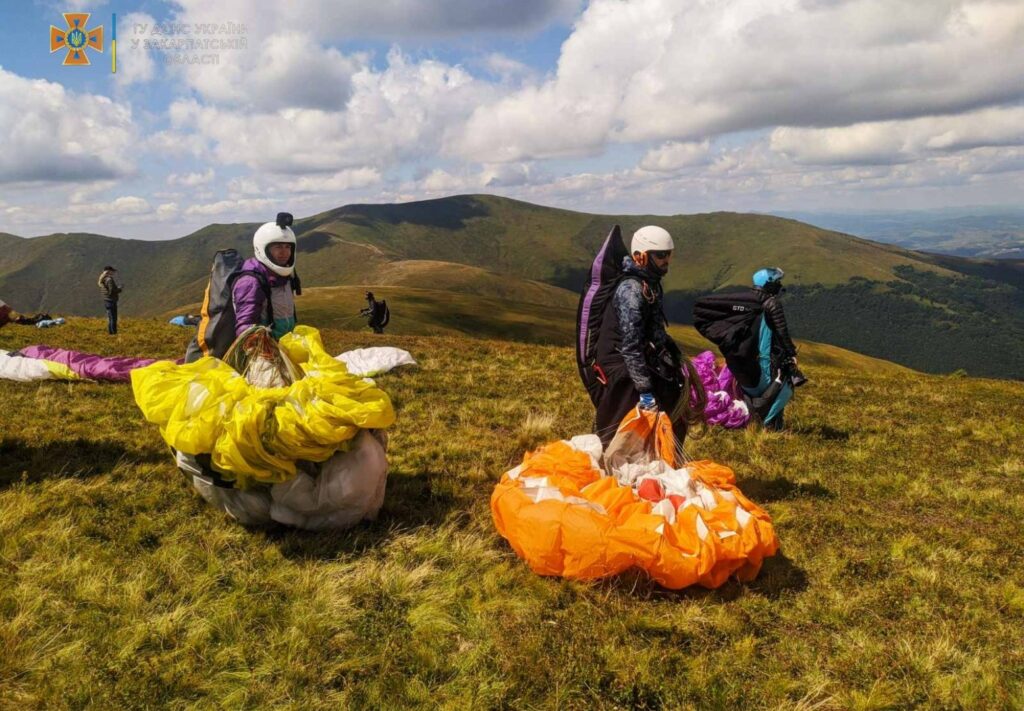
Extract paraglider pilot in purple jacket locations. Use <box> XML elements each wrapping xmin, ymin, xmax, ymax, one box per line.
<box><xmin>232</xmin><ymin>213</ymin><xmax>299</xmax><ymax>339</ymax></box>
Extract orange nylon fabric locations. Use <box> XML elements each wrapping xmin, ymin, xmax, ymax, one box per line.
<box><xmin>491</xmin><ymin>411</ymin><xmax>779</xmax><ymax>590</ymax></box>
<box><xmin>604</xmin><ymin>406</ymin><xmax>678</xmax><ymax>469</ymax></box>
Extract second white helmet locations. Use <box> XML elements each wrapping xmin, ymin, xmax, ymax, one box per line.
<box><xmin>631</xmin><ymin>225</ymin><xmax>674</xmax><ymax>255</ymax></box>
<box><xmin>253</xmin><ymin>220</ymin><xmax>297</xmax><ymax>277</ymax></box>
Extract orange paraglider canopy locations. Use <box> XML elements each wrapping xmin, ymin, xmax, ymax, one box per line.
<box><xmin>491</xmin><ymin>408</ymin><xmax>778</xmax><ymax>589</ymax></box>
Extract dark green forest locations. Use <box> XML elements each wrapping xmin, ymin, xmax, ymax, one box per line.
<box><xmin>665</xmin><ymin>266</ymin><xmax>1024</xmax><ymax>379</ymax></box>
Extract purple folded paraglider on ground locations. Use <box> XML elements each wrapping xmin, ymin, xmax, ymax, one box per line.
<box><xmin>16</xmin><ymin>345</ymin><xmax>168</xmax><ymax>382</ymax></box>
<box><xmin>692</xmin><ymin>351</ymin><xmax>750</xmax><ymax>429</ymax></box>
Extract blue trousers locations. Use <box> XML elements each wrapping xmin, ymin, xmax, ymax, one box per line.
<box><xmin>740</xmin><ymin>316</ymin><xmax>793</xmax><ymax>425</ymax></box>
<box><xmin>104</xmin><ymin>300</ymin><xmax>118</xmax><ymax>334</ymax></box>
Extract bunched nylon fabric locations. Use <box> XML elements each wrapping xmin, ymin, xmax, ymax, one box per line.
<box><xmin>491</xmin><ymin>409</ymin><xmax>778</xmax><ymax>589</ymax></box>
<box><xmin>692</xmin><ymin>351</ymin><xmax>751</xmax><ymax>429</ymax></box>
<box><xmin>131</xmin><ymin>326</ymin><xmax>395</xmax><ymax>488</ymax></box>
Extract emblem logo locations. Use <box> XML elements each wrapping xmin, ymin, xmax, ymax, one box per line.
<box><xmin>50</xmin><ymin>13</ymin><xmax>104</xmax><ymax>66</ymax></box>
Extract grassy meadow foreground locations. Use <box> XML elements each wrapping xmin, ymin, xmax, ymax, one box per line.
<box><xmin>1</xmin><ymin>318</ymin><xmax>1023</xmax><ymax>709</ymax></box>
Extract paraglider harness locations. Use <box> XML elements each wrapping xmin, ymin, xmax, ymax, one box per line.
<box><xmin>184</xmin><ymin>248</ymin><xmax>301</xmax><ymax>363</ymax></box>
<box><xmin>692</xmin><ymin>290</ymin><xmax>806</xmax><ymax>420</ymax></box>
<box><xmin>576</xmin><ymin>225</ymin><xmax>706</xmax><ymax>425</ymax></box>
<box><xmin>360</xmin><ymin>291</ymin><xmax>390</xmax><ymax>334</ymax></box>
<box><xmin>692</xmin><ymin>291</ymin><xmax>763</xmax><ymax>371</ymax></box>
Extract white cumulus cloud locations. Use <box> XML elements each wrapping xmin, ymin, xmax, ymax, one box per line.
<box><xmin>114</xmin><ymin>12</ymin><xmax>157</xmax><ymax>87</ymax></box>
<box><xmin>640</xmin><ymin>141</ymin><xmax>713</xmax><ymax>172</ymax></box>
<box><xmin>770</xmin><ymin>105</ymin><xmax>1024</xmax><ymax>165</ymax></box>
<box><xmin>167</xmin><ymin>168</ymin><xmax>215</xmax><ymax>187</ymax></box>
<box><xmin>455</xmin><ymin>0</ymin><xmax>1024</xmax><ymax>162</ymax></box>
<box><xmin>174</xmin><ymin>31</ymin><xmax>362</xmax><ymax>111</ymax></box>
<box><xmin>0</xmin><ymin>68</ymin><xmax>137</xmax><ymax>184</ymax></box>
<box><xmin>171</xmin><ymin>50</ymin><xmax>495</xmax><ymax>174</ymax></box>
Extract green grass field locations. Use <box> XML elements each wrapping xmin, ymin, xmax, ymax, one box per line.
<box><xmin>2</xmin><ymin>318</ymin><xmax>1022</xmax><ymax>709</ymax></box>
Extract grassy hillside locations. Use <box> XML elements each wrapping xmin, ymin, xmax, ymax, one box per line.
<box><xmin>1</xmin><ymin>319</ymin><xmax>1021</xmax><ymax>708</ymax></box>
<box><xmin>360</xmin><ymin>260</ymin><xmax>578</xmax><ymax>308</ymax></box>
<box><xmin>2</xmin><ymin>194</ymin><xmax>1022</xmax><ymax>378</ymax></box>
<box><xmin>297</xmin><ymin>196</ymin><xmax>960</xmax><ymax>291</ymax></box>
<box><xmin>0</xmin><ymin>195</ymin><xmax>965</xmax><ymax>316</ymax></box>
<box><xmin>168</xmin><ymin>283</ymin><xmax>918</xmax><ymax>373</ymax></box>
<box><xmin>172</xmin><ymin>283</ymin><xmax>578</xmax><ymax>344</ymax></box>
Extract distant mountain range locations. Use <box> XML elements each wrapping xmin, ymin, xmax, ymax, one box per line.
<box><xmin>775</xmin><ymin>209</ymin><xmax>1024</xmax><ymax>260</ymax></box>
<box><xmin>2</xmin><ymin>194</ymin><xmax>1022</xmax><ymax>378</ymax></box>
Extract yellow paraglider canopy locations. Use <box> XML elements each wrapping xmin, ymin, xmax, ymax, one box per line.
<box><xmin>131</xmin><ymin>326</ymin><xmax>395</xmax><ymax>489</ymax></box>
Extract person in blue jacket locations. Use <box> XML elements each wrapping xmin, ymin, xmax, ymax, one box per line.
<box><xmin>742</xmin><ymin>267</ymin><xmax>807</xmax><ymax>430</ymax></box>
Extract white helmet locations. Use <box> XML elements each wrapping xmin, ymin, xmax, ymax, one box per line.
<box><xmin>631</xmin><ymin>225</ymin><xmax>674</xmax><ymax>255</ymax></box>
<box><xmin>253</xmin><ymin>220</ymin><xmax>296</xmax><ymax>277</ymax></box>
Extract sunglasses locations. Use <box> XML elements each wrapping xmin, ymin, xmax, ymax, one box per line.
<box><xmin>648</xmin><ymin>250</ymin><xmax>673</xmax><ymax>259</ymax></box>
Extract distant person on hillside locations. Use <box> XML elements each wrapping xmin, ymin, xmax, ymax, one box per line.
<box><xmin>592</xmin><ymin>225</ymin><xmax>704</xmax><ymax>448</ymax></box>
<box><xmin>736</xmin><ymin>267</ymin><xmax>807</xmax><ymax>430</ymax></box>
<box><xmin>360</xmin><ymin>291</ymin><xmax>390</xmax><ymax>334</ymax></box>
<box><xmin>98</xmin><ymin>266</ymin><xmax>122</xmax><ymax>335</ymax></box>
<box><xmin>0</xmin><ymin>299</ymin><xmax>17</xmax><ymax>329</ymax></box>
<box><xmin>232</xmin><ymin>212</ymin><xmax>301</xmax><ymax>339</ymax></box>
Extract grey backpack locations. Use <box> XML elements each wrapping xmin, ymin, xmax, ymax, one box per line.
<box><xmin>183</xmin><ymin>249</ymin><xmax>272</xmax><ymax>363</ymax></box>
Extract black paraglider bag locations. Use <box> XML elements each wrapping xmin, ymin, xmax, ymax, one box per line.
<box><xmin>370</xmin><ymin>300</ymin><xmax>389</xmax><ymax>330</ymax></box>
<box><xmin>692</xmin><ymin>290</ymin><xmax>766</xmax><ymax>388</ymax></box>
<box><xmin>575</xmin><ymin>225</ymin><xmax>630</xmax><ymax>405</ymax></box>
<box><xmin>692</xmin><ymin>291</ymin><xmax>763</xmax><ymax>360</ymax></box>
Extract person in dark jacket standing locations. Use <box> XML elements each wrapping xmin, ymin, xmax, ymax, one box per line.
<box><xmin>592</xmin><ymin>225</ymin><xmax>701</xmax><ymax>448</ymax></box>
<box><xmin>360</xmin><ymin>291</ymin><xmax>389</xmax><ymax>334</ymax></box>
<box><xmin>98</xmin><ymin>266</ymin><xmax>121</xmax><ymax>335</ymax></box>
<box><xmin>741</xmin><ymin>267</ymin><xmax>806</xmax><ymax>430</ymax></box>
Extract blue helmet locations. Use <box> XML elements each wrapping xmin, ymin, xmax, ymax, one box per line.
<box><xmin>753</xmin><ymin>267</ymin><xmax>785</xmax><ymax>288</ymax></box>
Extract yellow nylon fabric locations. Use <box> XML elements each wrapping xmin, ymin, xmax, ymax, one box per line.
<box><xmin>39</xmin><ymin>360</ymin><xmax>81</xmax><ymax>380</ymax></box>
<box><xmin>131</xmin><ymin>326</ymin><xmax>395</xmax><ymax>488</ymax></box>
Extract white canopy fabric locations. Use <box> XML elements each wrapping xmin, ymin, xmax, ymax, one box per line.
<box><xmin>335</xmin><ymin>347</ymin><xmax>417</xmax><ymax>377</ymax></box>
<box><xmin>0</xmin><ymin>350</ymin><xmax>57</xmax><ymax>382</ymax></box>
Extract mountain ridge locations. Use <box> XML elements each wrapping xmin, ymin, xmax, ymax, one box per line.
<box><xmin>1</xmin><ymin>194</ymin><xmax>1021</xmax><ymax>378</ymax></box>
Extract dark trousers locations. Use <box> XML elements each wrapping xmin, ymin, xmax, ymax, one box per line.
<box><xmin>104</xmin><ymin>300</ymin><xmax>118</xmax><ymax>334</ymax></box>
<box><xmin>592</xmin><ymin>364</ymin><xmax>687</xmax><ymax>449</ymax></box>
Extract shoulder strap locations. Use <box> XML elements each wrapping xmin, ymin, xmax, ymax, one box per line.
<box><xmin>619</xmin><ymin>273</ymin><xmax>661</xmax><ymax>310</ymax></box>
<box><xmin>229</xmin><ymin>269</ymin><xmax>275</xmax><ymax>323</ymax></box>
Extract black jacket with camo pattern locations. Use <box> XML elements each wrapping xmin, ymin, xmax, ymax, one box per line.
<box><xmin>594</xmin><ymin>256</ymin><xmax>669</xmax><ymax>393</ymax></box>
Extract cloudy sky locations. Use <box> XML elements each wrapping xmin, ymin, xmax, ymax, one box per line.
<box><xmin>1</xmin><ymin>0</ymin><xmax>1022</xmax><ymax>239</ymax></box>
